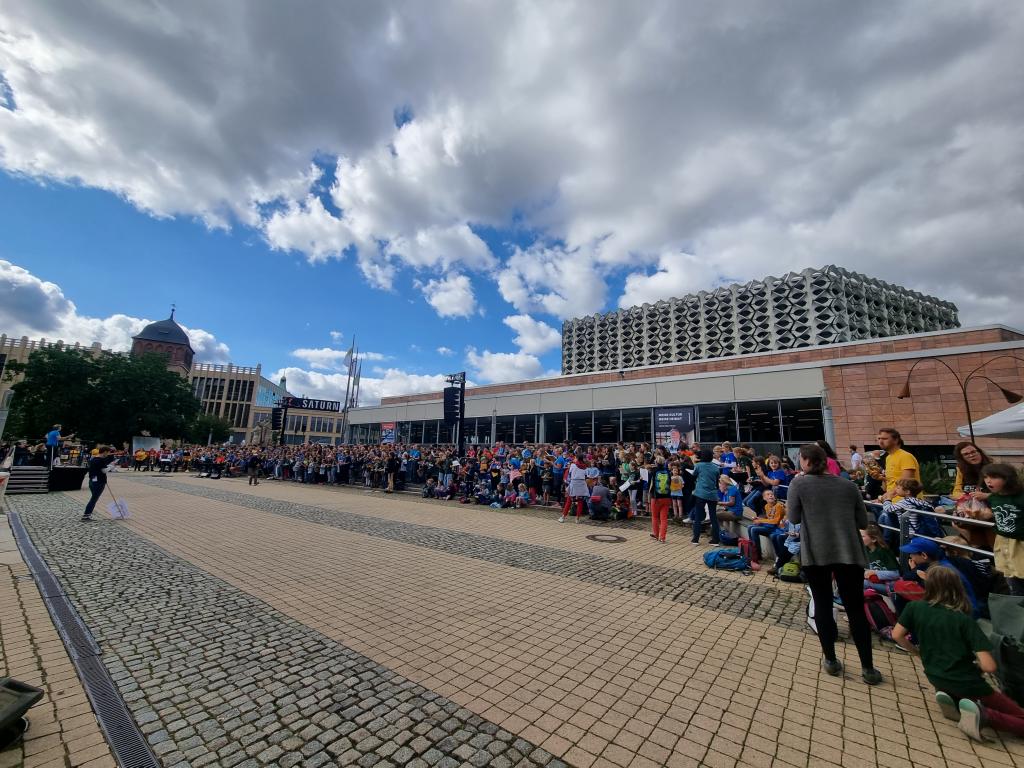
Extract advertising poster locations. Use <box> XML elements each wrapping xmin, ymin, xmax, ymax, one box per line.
<box><xmin>380</xmin><ymin>422</ymin><xmax>396</xmax><ymax>444</ymax></box>
<box><xmin>654</xmin><ymin>406</ymin><xmax>696</xmax><ymax>452</ymax></box>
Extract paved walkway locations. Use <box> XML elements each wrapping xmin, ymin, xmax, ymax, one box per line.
<box><xmin>0</xmin><ymin>512</ymin><xmax>115</xmax><ymax>768</ymax></box>
<box><xmin>4</xmin><ymin>474</ymin><xmax>1024</xmax><ymax>767</ymax></box>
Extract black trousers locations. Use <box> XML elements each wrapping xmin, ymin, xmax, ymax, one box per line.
<box><xmin>804</xmin><ymin>563</ymin><xmax>874</xmax><ymax>669</ymax></box>
<box><xmin>83</xmin><ymin>479</ymin><xmax>104</xmax><ymax>518</ymax></box>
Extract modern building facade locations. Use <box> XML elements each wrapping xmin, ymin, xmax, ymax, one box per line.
<box><xmin>562</xmin><ymin>266</ymin><xmax>960</xmax><ymax>374</ymax></box>
<box><xmin>347</xmin><ymin>325</ymin><xmax>1024</xmax><ymax>466</ymax></box>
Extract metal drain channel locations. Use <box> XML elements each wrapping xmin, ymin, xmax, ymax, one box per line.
<box><xmin>8</xmin><ymin>511</ymin><xmax>160</xmax><ymax>768</ymax></box>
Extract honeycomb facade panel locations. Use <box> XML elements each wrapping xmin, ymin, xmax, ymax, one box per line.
<box><xmin>560</xmin><ymin>265</ymin><xmax>960</xmax><ymax>374</ymax></box>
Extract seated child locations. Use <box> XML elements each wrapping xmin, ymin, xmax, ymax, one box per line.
<box><xmin>715</xmin><ymin>476</ymin><xmax>744</xmax><ymax>537</ymax></box>
<box><xmin>879</xmin><ymin>478</ymin><xmax>942</xmax><ymax>549</ymax></box>
<box><xmin>421</xmin><ymin>477</ymin><xmax>437</xmax><ymax>498</ymax></box>
<box><xmin>862</xmin><ymin>523</ymin><xmax>900</xmax><ymax>593</ymax></box>
<box><xmin>501</xmin><ymin>484</ymin><xmax>517</xmax><ymax>508</ymax></box>
<box><xmin>892</xmin><ymin>565</ymin><xmax>1024</xmax><ymax>741</ymax></box>
<box><xmin>767</xmin><ymin>520</ymin><xmax>800</xmax><ymax>576</ymax></box>
<box><xmin>516</xmin><ymin>483</ymin><xmax>530</xmax><ymax>508</ymax></box>
<box><xmin>474</xmin><ymin>480</ymin><xmax>492</xmax><ymax>505</ymax></box>
<box><xmin>746</xmin><ymin>489</ymin><xmax>786</xmax><ymax>559</ymax></box>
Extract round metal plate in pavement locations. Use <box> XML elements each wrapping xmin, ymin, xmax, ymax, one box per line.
<box><xmin>585</xmin><ymin>534</ymin><xmax>627</xmax><ymax>543</ymax></box>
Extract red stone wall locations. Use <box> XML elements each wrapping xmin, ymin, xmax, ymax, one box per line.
<box><xmin>825</xmin><ymin>350</ymin><xmax>1024</xmax><ymax>463</ymax></box>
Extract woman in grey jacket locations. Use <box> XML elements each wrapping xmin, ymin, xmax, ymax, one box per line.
<box><xmin>787</xmin><ymin>443</ymin><xmax>882</xmax><ymax>685</ymax></box>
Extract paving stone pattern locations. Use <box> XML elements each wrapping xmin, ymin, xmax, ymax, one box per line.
<box><xmin>8</xmin><ymin>494</ymin><xmax>562</xmax><ymax>768</ymax></box>
<box><xmin>134</xmin><ymin>477</ymin><xmax>809</xmax><ymax>630</ymax></box>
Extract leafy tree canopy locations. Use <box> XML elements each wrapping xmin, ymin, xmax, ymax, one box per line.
<box><xmin>5</xmin><ymin>347</ymin><xmax>200</xmax><ymax>446</ymax></box>
<box><xmin>185</xmin><ymin>413</ymin><xmax>234</xmax><ymax>444</ymax></box>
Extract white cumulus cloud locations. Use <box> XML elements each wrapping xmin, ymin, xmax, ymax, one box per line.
<box><xmin>0</xmin><ymin>260</ymin><xmax>231</xmax><ymax>362</ymax></box>
<box><xmin>502</xmin><ymin>314</ymin><xmax>561</xmax><ymax>355</ymax></box>
<box><xmin>272</xmin><ymin>365</ymin><xmax>455</xmax><ymax>406</ymax></box>
<box><xmin>418</xmin><ymin>273</ymin><xmax>477</xmax><ymax>318</ymax></box>
<box><xmin>1</xmin><ymin>2</ymin><xmax>1022</xmax><ymax>325</ymax></box>
<box><xmin>465</xmin><ymin>347</ymin><xmax>548</xmax><ymax>384</ymax></box>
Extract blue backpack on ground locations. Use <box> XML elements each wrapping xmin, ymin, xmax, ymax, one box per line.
<box><xmin>703</xmin><ymin>547</ymin><xmax>750</xmax><ymax>571</ymax></box>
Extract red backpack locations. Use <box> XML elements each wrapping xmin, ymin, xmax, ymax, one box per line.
<box><xmin>738</xmin><ymin>538</ymin><xmax>760</xmax><ymax>564</ymax></box>
<box><xmin>863</xmin><ymin>590</ymin><xmax>898</xmax><ymax>639</ymax></box>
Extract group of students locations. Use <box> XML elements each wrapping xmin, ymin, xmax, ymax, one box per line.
<box><xmin>776</xmin><ymin>435</ymin><xmax>1024</xmax><ymax>743</ymax></box>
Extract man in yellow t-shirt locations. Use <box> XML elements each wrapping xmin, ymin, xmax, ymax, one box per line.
<box><xmin>876</xmin><ymin>427</ymin><xmax>919</xmax><ymax>500</ymax></box>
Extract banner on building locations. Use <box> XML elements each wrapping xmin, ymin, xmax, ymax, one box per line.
<box><xmin>654</xmin><ymin>406</ymin><xmax>696</xmax><ymax>452</ymax></box>
<box><xmin>282</xmin><ymin>396</ymin><xmax>342</xmax><ymax>412</ymax></box>
<box><xmin>381</xmin><ymin>422</ymin><xmax>396</xmax><ymax>444</ymax></box>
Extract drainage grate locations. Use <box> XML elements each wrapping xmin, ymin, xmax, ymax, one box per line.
<box><xmin>8</xmin><ymin>512</ymin><xmax>160</xmax><ymax>768</ymax></box>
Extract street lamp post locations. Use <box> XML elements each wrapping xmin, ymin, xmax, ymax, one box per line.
<box><xmin>897</xmin><ymin>354</ymin><xmax>1024</xmax><ymax>444</ymax></box>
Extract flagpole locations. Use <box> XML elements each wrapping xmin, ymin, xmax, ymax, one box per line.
<box><xmin>340</xmin><ymin>337</ymin><xmax>355</xmax><ymax>442</ymax></box>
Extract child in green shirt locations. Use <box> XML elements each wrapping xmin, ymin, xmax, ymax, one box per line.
<box><xmin>973</xmin><ymin>463</ymin><xmax>1024</xmax><ymax>595</ymax></box>
<box><xmin>892</xmin><ymin>565</ymin><xmax>1024</xmax><ymax>740</ymax></box>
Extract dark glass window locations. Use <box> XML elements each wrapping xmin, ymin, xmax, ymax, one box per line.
<box><xmin>515</xmin><ymin>415</ymin><xmax>537</xmax><ymax>444</ymax></box>
<box><xmin>698</xmin><ymin>403</ymin><xmax>737</xmax><ymax>444</ymax></box>
<box><xmin>780</xmin><ymin>398</ymin><xmax>824</xmax><ymax>443</ymax></box>
<box><xmin>543</xmin><ymin>413</ymin><xmax>566</xmax><ymax>443</ymax></box>
<box><xmin>737</xmin><ymin>401</ymin><xmax>781</xmax><ymax>443</ymax></box>
<box><xmin>593</xmin><ymin>410</ymin><xmax>620</xmax><ymax>444</ymax></box>
<box><xmin>621</xmin><ymin>409</ymin><xmax>652</xmax><ymax>444</ymax></box>
<box><xmin>409</xmin><ymin>421</ymin><xmax>424</xmax><ymax>443</ymax></box>
<box><xmin>494</xmin><ymin>416</ymin><xmax>514</xmax><ymax>443</ymax></box>
<box><xmin>438</xmin><ymin>421</ymin><xmax>452</xmax><ymax>443</ymax></box>
<box><xmin>423</xmin><ymin>421</ymin><xmax>437</xmax><ymax>444</ymax></box>
<box><xmin>568</xmin><ymin>411</ymin><xmax>593</xmax><ymax>443</ymax></box>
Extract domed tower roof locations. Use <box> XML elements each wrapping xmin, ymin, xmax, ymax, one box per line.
<box><xmin>133</xmin><ymin>309</ymin><xmax>193</xmax><ymax>350</ymax></box>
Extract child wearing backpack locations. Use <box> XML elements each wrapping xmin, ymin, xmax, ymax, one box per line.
<box><xmin>891</xmin><ymin>565</ymin><xmax>1024</xmax><ymax>740</ymax></box>
<box><xmin>879</xmin><ymin>478</ymin><xmax>941</xmax><ymax>549</ymax></box>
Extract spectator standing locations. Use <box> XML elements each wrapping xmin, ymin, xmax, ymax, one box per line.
<box><xmin>690</xmin><ymin>449</ymin><xmax>722</xmax><ymax>545</ymax></box>
<box><xmin>849</xmin><ymin>445</ymin><xmax>863</xmax><ymax>471</ymax></box>
<box><xmin>876</xmin><ymin>427</ymin><xmax>919</xmax><ymax>499</ymax></box>
<box><xmin>649</xmin><ymin>458</ymin><xmax>672</xmax><ymax>542</ymax></box>
<box><xmin>787</xmin><ymin>443</ymin><xmax>881</xmax><ymax>685</ymax></box>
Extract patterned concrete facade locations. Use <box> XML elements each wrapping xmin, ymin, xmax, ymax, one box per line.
<box><xmin>5</xmin><ymin>475</ymin><xmax>1023</xmax><ymax>767</ymax></box>
<box><xmin>560</xmin><ymin>267</ymin><xmax>959</xmax><ymax>374</ymax></box>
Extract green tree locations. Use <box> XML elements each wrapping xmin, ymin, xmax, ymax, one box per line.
<box><xmin>185</xmin><ymin>413</ymin><xmax>234</xmax><ymax>444</ymax></box>
<box><xmin>5</xmin><ymin>347</ymin><xmax>200</xmax><ymax>445</ymax></box>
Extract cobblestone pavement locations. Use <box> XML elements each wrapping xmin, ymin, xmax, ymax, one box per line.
<box><xmin>11</xmin><ymin>477</ymin><xmax>1024</xmax><ymax>768</ymax></box>
<box><xmin>0</xmin><ymin>512</ymin><xmax>116</xmax><ymax>768</ymax></box>
<box><xmin>7</xmin><ymin>494</ymin><xmax>560</xmax><ymax>768</ymax></box>
<box><xmin>132</xmin><ymin>476</ymin><xmax>808</xmax><ymax>630</ymax></box>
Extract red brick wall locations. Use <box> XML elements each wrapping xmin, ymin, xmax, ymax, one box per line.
<box><xmin>381</xmin><ymin>327</ymin><xmax>1024</xmax><ymax>405</ymax></box>
<box><xmin>826</xmin><ymin>350</ymin><xmax>1024</xmax><ymax>464</ymax></box>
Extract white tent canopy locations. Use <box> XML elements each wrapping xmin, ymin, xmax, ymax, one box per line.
<box><xmin>958</xmin><ymin>403</ymin><xmax>1024</xmax><ymax>439</ymax></box>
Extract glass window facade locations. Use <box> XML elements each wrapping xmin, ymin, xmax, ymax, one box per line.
<box><xmin>514</xmin><ymin>415</ymin><xmax>537</xmax><ymax>444</ymax></box>
<box><xmin>568</xmin><ymin>412</ymin><xmax>593</xmax><ymax>443</ymax></box>
<box><xmin>348</xmin><ymin>398</ymin><xmax>823</xmax><ymax>447</ymax></box>
<box><xmin>542</xmin><ymin>413</ymin><xmax>566</xmax><ymax>443</ymax></box>
<box><xmin>780</xmin><ymin>397</ymin><xmax>825</xmax><ymax>444</ymax></box>
<box><xmin>737</xmin><ymin>401</ymin><xmax>781</xmax><ymax>443</ymax></box>
<box><xmin>593</xmin><ymin>410</ymin><xmax>620</xmax><ymax>444</ymax></box>
<box><xmin>494</xmin><ymin>416</ymin><xmax>514</xmax><ymax>443</ymax></box>
<box><xmin>621</xmin><ymin>409</ymin><xmax>651</xmax><ymax>443</ymax></box>
<box><xmin>698</xmin><ymin>403</ymin><xmax>737</xmax><ymax>444</ymax></box>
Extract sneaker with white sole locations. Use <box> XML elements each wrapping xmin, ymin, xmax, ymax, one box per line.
<box><xmin>558</xmin><ymin>516</ymin><xmax>565</xmax><ymax>523</ymax></box>
<box><xmin>935</xmin><ymin>692</ymin><xmax>959</xmax><ymax>721</ymax></box>
<box><xmin>957</xmin><ymin>699</ymin><xmax>984</xmax><ymax>741</ymax></box>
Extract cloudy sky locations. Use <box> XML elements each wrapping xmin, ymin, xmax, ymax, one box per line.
<box><xmin>1</xmin><ymin>1</ymin><xmax>1021</xmax><ymax>404</ymax></box>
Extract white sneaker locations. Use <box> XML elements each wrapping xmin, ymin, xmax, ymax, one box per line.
<box><xmin>558</xmin><ymin>516</ymin><xmax>565</xmax><ymax>523</ymax></box>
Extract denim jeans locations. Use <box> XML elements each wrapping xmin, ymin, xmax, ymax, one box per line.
<box><xmin>690</xmin><ymin>497</ymin><xmax>721</xmax><ymax>543</ymax></box>
<box><xmin>746</xmin><ymin>524</ymin><xmax>780</xmax><ymax>559</ymax></box>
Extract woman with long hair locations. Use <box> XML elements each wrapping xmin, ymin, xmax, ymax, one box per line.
<box><xmin>948</xmin><ymin>441</ymin><xmax>996</xmax><ymax>549</ymax></box>
<box><xmin>788</xmin><ymin>443</ymin><xmax>881</xmax><ymax>685</ymax></box>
